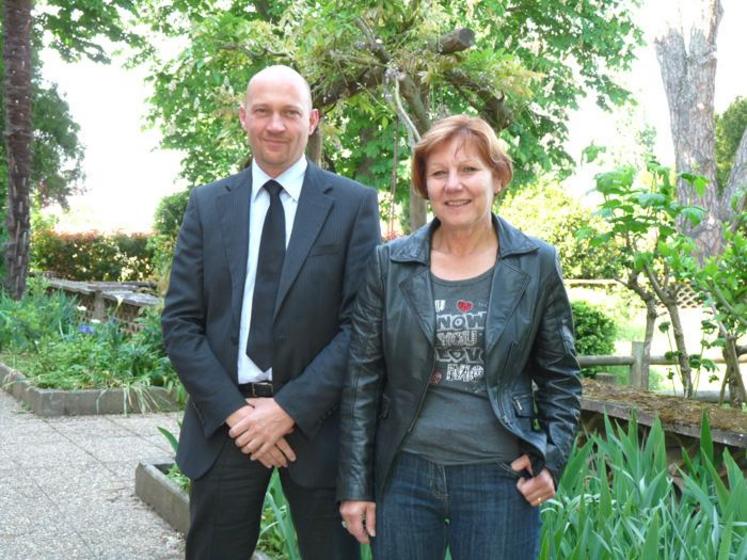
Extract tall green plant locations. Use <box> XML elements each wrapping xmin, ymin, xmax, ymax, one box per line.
<box><xmin>580</xmin><ymin>159</ymin><xmax>707</xmax><ymax>395</ymax></box>
<box><xmin>541</xmin><ymin>413</ymin><xmax>747</xmax><ymax>559</ymax></box>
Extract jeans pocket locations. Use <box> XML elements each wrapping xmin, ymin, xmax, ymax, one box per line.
<box><xmin>497</xmin><ymin>461</ymin><xmax>522</xmax><ymax>479</ymax></box>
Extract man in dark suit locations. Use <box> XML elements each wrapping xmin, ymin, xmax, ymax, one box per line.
<box><xmin>162</xmin><ymin>65</ymin><xmax>380</xmax><ymax>560</ymax></box>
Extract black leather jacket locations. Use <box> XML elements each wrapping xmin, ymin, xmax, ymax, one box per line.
<box><xmin>337</xmin><ymin>215</ymin><xmax>582</xmax><ymax>502</ymax></box>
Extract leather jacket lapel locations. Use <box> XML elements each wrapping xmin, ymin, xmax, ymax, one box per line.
<box><xmin>485</xmin><ymin>260</ymin><xmax>530</xmax><ymax>354</ymax></box>
<box><xmin>399</xmin><ymin>267</ymin><xmax>436</xmax><ymax>348</ymax></box>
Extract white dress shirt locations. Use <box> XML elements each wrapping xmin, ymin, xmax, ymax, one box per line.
<box><xmin>237</xmin><ymin>156</ymin><xmax>307</xmax><ymax>383</ymax></box>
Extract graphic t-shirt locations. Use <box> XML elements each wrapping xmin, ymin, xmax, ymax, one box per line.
<box><xmin>401</xmin><ymin>268</ymin><xmax>519</xmax><ymax>465</ymax></box>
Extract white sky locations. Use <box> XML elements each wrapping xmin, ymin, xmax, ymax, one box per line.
<box><xmin>41</xmin><ymin>0</ymin><xmax>747</xmax><ymax>233</ymax></box>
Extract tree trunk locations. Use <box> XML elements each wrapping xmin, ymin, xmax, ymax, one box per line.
<box><xmin>306</xmin><ymin>121</ymin><xmax>323</xmax><ymax>167</ymax></box>
<box><xmin>654</xmin><ymin>0</ymin><xmax>725</xmax><ymax>257</ymax></box>
<box><xmin>3</xmin><ymin>0</ymin><xmax>33</xmax><ymax>299</ymax></box>
<box><xmin>623</xmin><ymin>275</ymin><xmax>658</xmax><ymax>388</ymax></box>
<box><xmin>664</xmin><ymin>298</ymin><xmax>694</xmax><ymax>397</ymax></box>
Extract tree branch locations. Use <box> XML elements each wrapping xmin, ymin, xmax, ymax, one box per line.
<box><xmin>444</xmin><ymin>68</ymin><xmax>511</xmax><ymax>130</ymax></box>
<box><xmin>431</xmin><ymin>28</ymin><xmax>475</xmax><ymax>54</ymax></box>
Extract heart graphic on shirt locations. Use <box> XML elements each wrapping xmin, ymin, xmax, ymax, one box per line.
<box><xmin>456</xmin><ymin>300</ymin><xmax>474</xmax><ymax>313</ymax></box>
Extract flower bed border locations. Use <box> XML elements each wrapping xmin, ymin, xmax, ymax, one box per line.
<box><xmin>0</xmin><ymin>362</ymin><xmax>180</xmax><ymax>416</ymax></box>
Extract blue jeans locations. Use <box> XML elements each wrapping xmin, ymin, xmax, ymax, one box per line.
<box><xmin>372</xmin><ymin>452</ymin><xmax>540</xmax><ymax>560</ymax></box>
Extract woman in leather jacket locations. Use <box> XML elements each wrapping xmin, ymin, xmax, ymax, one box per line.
<box><xmin>337</xmin><ymin>115</ymin><xmax>582</xmax><ymax>559</ymax></box>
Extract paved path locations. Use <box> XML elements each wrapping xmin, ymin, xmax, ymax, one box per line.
<box><xmin>0</xmin><ymin>390</ymin><xmax>185</xmax><ymax>559</ymax></box>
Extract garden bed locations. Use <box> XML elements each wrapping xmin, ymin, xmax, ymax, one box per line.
<box><xmin>135</xmin><ymin>462</ymin><xmax>271</xmax><ymax>560</ymax></box>
<box><xmin>581</xmin><ymin>378</ymin><xmax>747</xmax><ymax>450</ymax></box>
<box><xmin>0</xmin><ymin>362</ymin><xmax>180</xmax><ymax>416</ymax></box>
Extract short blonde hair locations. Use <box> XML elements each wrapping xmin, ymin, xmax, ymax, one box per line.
<box><xmin>411</xmin><ymin>115</ymin><xmax>513</xmax><ymax>199</ymax></box>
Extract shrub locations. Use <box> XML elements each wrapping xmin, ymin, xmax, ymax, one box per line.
<box><xmin>148</xmin><ymin>189</ymin><xmax>191</xmax><ymax>287</ymax></box>
<box><xmin>571</xmin><ymin>300</ymin><xmax>616</xmax><ymax>377</ymax></box>
<box><xmin>30</xmin><ymin>227</ymin><xmax>156</xmax><ymax>281</ymax></box>
<box><xmin>497</xmin><ymin>180</ymin><xmax>620</xmax><ymax>279</ymax></box>
<box><xmin>0</xmin><ymin>276</ymin><xmax>79</xmax><ymax>352</ymax></box>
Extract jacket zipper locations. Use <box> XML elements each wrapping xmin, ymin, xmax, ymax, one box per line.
<box><xmin>406</xmin><ymin>355</ymin><xmax>436</xmax><ymax>433</ymax></box>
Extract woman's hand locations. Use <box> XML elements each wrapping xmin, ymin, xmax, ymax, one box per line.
<box><xmin>339</xmin><ymin>500</ymin><xmax>377</xmax><ymax>544</ymax></box>
<box><xmin>511</xmin><ymin>454</ymin><xmax>556</xmax><ymax>507</ymax></box>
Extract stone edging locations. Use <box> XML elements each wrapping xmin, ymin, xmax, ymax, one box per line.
<box><xmin>134</xmin><ymin>462</ymin><xmax>271</xmax><ymax>560</ymax></box>
<box><xmin>0</xmin><ymin>362</ymin><xmax>181</xmax><ymax>416</ymax></box>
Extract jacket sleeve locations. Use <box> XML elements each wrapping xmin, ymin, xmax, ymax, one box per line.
<box><xmin>273</xmin><ymin>188</ymin><xmax>381</xmax><ymax>438</ymax></box>
<box><xmin>161</xmin><ymin>189</ymin><xmax>246</xmax><ymax>438</ymax></box>
<box><xmin>336</xmin><ymin>244</ymin><xmax>387</xmax><ymax>502</ymax></box>
<box><xmin>526</xmin><ymin>249</ymin><xmax>582</xmax><ymax>482</ymax></box>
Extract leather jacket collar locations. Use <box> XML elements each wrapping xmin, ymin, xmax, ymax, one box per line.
<box><xmin>389</xmin><ymin>214</ymin><xmax>539</xmax><ymax>264</ymax></box>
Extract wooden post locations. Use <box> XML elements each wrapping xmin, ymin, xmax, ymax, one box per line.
<box><xmin>93</xmin><ymin>290</ymin><xmax>106</xmax><ymax>321</ymax></box>
<box><xmin>630</xmin><ymin>341</ymin><xmax>647</xmax><ymax>389</ymax></box>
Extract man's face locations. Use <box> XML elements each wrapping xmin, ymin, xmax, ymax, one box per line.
<box><xmin>239</xmin><ymin>72</ymin><xmax>319</xmax><ymax>177</ymax></box>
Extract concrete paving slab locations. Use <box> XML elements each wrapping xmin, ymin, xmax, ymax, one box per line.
<box><xmin>1</xmin><ymin>420</ymin><xmax>62</xmax><ymax>444</ymax></box>
<box><xmin>56</xmin><ymin>490</ymin><xmax>184</xmax><ymax>558</ymax></box>
<box><xmin>3</xmin><ymin>439</ymin><xmax>97</xmax><ymax>468</ymax></box>
<box><xmin>144</xmin><ymin>434</ymin><xmax>178</xmax><ymax>454</ymax></box>
<box><xmin>0</xmin><ymin>386</ymin><xmax>186</xmax><ymax>558</ymax></box>
<box><xmin>0</xmin><ymin>528</ymin><xmax>96</xmax><ymax>560</ymax></box>
<box><xmin>108</xmin><ymin>412</ymin><xmax>182</xmax><ymax>438</ymax></box>
<box><xmin>102</xmin><ymin>460</ymin><xmax>151</xmax><ymax>482</ymax></box>
<box><xmin>24</xmin><ymin>464</ymin><xmax>125</xmax><ymax>500</ymax></box>
<box><xmin>60</xmin><ymin>434</ymin><xmax>167</xmax><ymax>464</ymax></box>
<box><xmin>43</xmin><ymin>415</ymin><xmax>129</xmax><ymax>438</ymax></box>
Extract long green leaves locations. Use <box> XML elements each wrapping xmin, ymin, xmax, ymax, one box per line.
<box><xmin>541</xmin><ymin>413</ymin><xmax>747</xmax><ymax>559</ymax></box>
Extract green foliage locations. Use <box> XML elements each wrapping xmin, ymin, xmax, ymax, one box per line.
<box><xmin>541</xmin><ymin>414</ymin><xmax>747</xmax><ymax>559</ymax></box>
<box><xmin>571</xmin><ymin>300</ymin><xmax>617</xmax><ymax>377</ymax></box>
<box><xmin>148</xmin><ymin>189</ymin><xmax>192</xmax><ymax>281</ymax></box>
<box><xmin>581</xmin><ymin>159</ymin><xmax>708</xmax><ymax>394</ymax></box>
<box><xmin>715</xmin><ymin>97</ymin><xmax>747</xmax><ymax>191</ymax></box>
<box><xmin>30</xmin><ymin>227</ymin><xmax>156</xmax><ymax>281</ymax></box>
<box><xmin>498</xmin><ymin>180</ymin><xmax>619</xmax><ymax>278</ymax></box>
<box><xmin>0</xmin><ymin>277</ymin><xmax>79</xmax><ymax>352</ymax></box>
<box><xmin>0</xmin><ymin>284</ymin><xmax>182</xmax><ymax>400</ymax></box>
<box><xmin>36</xmin><ymin>0</ymin><xmax>143</xmax><ymax>63</ymax></box>
<box><xmin>138</xmin><ymin>0</ymin><xmax>642</xmax><ymax>198</ymax></box>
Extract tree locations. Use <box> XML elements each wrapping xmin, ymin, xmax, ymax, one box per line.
<box><xmin>140</xmin><ymin>0</ymin><xmax>643</xmax><ymax>231</ymax></box>
<box><xmin>2</xmin><ymin>0</ymin><xmax>141</xmax><ymax>298</ymax></box>
<box><xmin>715</xmin><ymin>96</ymin><xmax>747</xmax><ymax>190</ymax></box>
<box><xmin>654</xmin><ymin>0</ymin><xmax>747</xmax><ymax>256</ymax></box>
<box><xmin>3</xmin><ymin>0</ymin><xmax>32</xmax><ymax>299</ymax></box>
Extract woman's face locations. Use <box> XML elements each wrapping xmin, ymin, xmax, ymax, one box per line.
<box><xmin>425</xmin><ymin>136</ymin><xmax>501</xmax><ymax>233</ymax></box>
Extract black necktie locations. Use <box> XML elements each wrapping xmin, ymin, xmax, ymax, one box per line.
<box><xmin>246</xmin><ymin>180</ymin><xmax>286</xmax><ymax>371</ymax></box>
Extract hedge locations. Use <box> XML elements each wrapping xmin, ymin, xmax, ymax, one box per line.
<box><xmin>31</xmin><ymin>228</ymin><xmax>156</xmax><ymax>282</ymax></box>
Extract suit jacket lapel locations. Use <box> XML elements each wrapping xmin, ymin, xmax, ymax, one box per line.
<box><xmin>274</xmin><ymin>165</ymin><xmax>333</xmax><ymax>318</ymax></box>
<box><xmin>485</xmin><ymin>260</ymin><xmax>530</xmax><ymax>354</ymax></box>
<box><xmin>216</xmin><ymin>168</ymin><xmax>252</xmax><ymax>328</ymax></box>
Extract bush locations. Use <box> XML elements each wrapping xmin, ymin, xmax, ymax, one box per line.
<box><xmin>0</xmin><ymin>277</ymin><xmax>79</xmax><ymax>352</ymax></box>
<box><xmin>571</xmin><ymin>300</ymin><xmax>616</xmax><ymax>377</ymax></box>
<box><xmin>148</xmin><ymin>189</ymin><xmax>191</xmax><ymax>287</ymax></box>
<box><xmin>497</xmin><ymin>180</ymin><xmax>620</xmax><ymax>279</ymax></box>
<box><xmin>30</xmin><ymin>227</ymin><xmax>156</xmax><ymax>281</ymax></box>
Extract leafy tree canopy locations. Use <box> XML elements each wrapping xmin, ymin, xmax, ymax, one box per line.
<box><xmin>715</xmin><ymin>96</ymin><xmax>747</xmax><ymax>192</ymax></box>
<box><xmin>139</xmin><ymin>0</ymin><xmax>643</xmax><ymax>200</ymax></box>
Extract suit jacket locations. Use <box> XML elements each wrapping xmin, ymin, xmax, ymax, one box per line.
<box><xmin>162</xmin><ymin>162</ymin><xmax>380</xmax><ymax>487</ymax></box>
